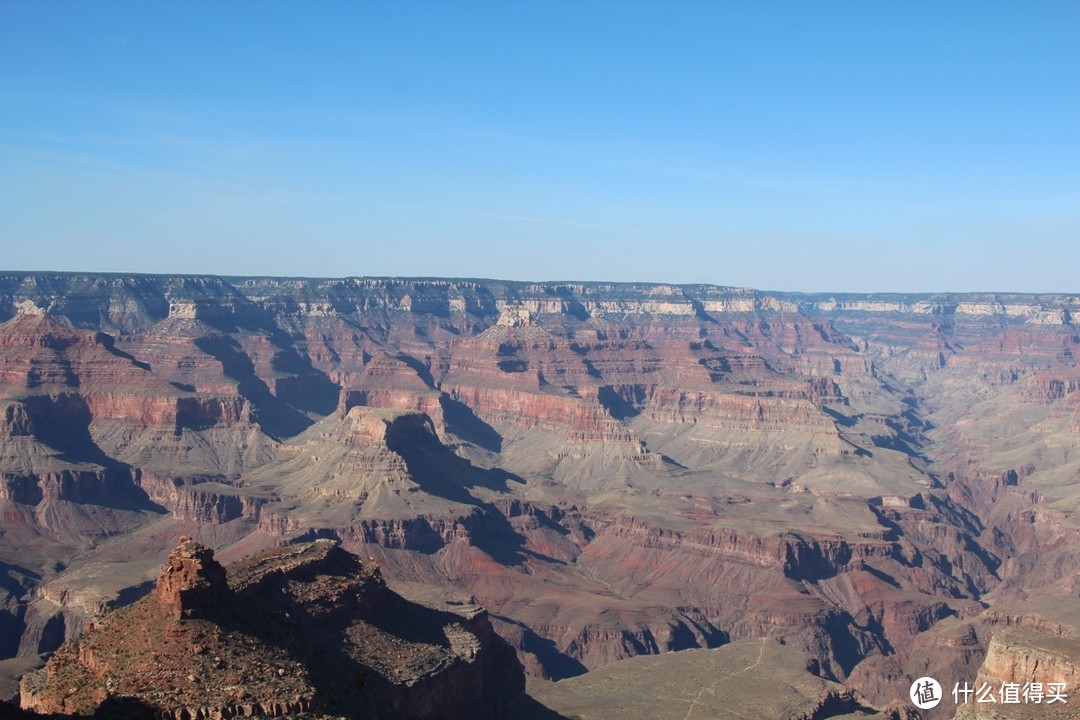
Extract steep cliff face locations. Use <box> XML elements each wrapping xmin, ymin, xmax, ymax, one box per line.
<box><xmin>947</xmin><ymin>602</ymin><xmax>1080</xmax><ymax>720</ymax></box>
<box><xmin>975</xmin><ymin>630</ymin><xmax>1080</xmax><ymax>691</ymax></box>
<box><xmin>20</xmin><ymin>538</ymin><xmax>524</xmax><ymax>719</ymax></box>
<box><xmin>2</xmin><ymin>273</ymin><xmax>1080</xmax><ymax>713</ymax></box>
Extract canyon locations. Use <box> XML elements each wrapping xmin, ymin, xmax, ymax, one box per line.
<box><xmin>2</xmin><ymin>273</ymin><xmax>1080</xmax><ymax>718</ymax></box>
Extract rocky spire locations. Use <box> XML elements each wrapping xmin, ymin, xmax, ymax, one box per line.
<box><xmin>156</xmin><ymin>536</ymin><xmax>229</xmax><ymax>620</ymax></box>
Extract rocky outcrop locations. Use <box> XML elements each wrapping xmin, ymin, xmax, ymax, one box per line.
<box><xmin>155</xmin><ymin>537</ymin><xmax>229</xmax><ymax>621</ymax></box>
<box><xmin>21</xmin><ymin>539</ymin><xmax>524</xmax><ymax>719</ymax></box>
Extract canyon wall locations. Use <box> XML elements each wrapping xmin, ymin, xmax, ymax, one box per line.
<box><xmin>1</xmin><ymin>273</ymin><xmax>1079</xmax><ymax>713</ymax></box>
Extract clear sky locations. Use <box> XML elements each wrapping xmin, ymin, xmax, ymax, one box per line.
<box><xmin>2</xmin><ymin>1</ymin><xmax>1078</xmax><ymax>293</ymax></box>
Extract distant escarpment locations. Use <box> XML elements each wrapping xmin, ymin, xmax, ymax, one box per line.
<box><xmin>21</xmin><ymin>537</ymin><xmax>524</xmax><ymax>719</ymax></box>
<box><xmin>3</xmin><ymin>273</ymin><xmax>1080</xmax><ymax>712</ymax></box>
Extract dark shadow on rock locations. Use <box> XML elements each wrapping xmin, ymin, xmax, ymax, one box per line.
<box><xmin>194</xmin><ymin>335</ymin><xmax>313</xmax><ymax>439</ymax></box>
<box><xmin>94</xmin><ymin>332</ymin><xmax>151</xmax><ymax>371</ymax></box>
<box><xmin>821</xmin><ymin>405</ymin><xmax>857</xmax><ymax>428</ymax></box>
<box><xmin>387</xmin><ymin>415</ymin><xmax>521</xmax><ymax>507</ymax></box>
<box><xmin>441</xmin><ymin>396</ymin><xmax>503</xmax><ymax>452</ymax></box>
<box><xmin>669</xmin><ymin>616</ymin><xmax>728</xmax><ymax>652</ymax></box>
<box><xmin>112</xmin><ymin>579</ymin><xmax>155</xmax><ymax>607</ymax></box>
<box><xmin>581</xmin><ymin>359</ymin><xmax>602</xmax><ymax>379</ymax></box>
<box><xmin>219</xmin><ymin>546</ymin><xmax>520</xmax><ymax>720</ymax></box>
<box><xmin>460</xmin><ymin>509</ymin><xmax>538</xmax><ymax>568</ymax></box>
<box><xmin>212</xmin><ymin>553</ymin><xmax>389</xmax><ymax>719</ymax></box>
<box><xmin>806</xmin><ymin>692</ymin><xmax>881</xmax><ymax>720</ymax></box>
<box><xmin>690</xmin><ymin>299</ymin><xmax>718</xmax><ymax>324</ymax></box>
<box><xmin>491</xmin><ymin>616</ymin><xmax>589</xmax><ymax>681</ymax></box>
<box><xmin>822</xmin><ymin>611</ymin><xmax>881</xmax><ymax>678</ymax></box>
<box><xmin>272</xmin><ymin>371</ymin><xmax>340</xmax><ymax>417</ymax></box>
<box><xmin>35</xmin><ymin>613</ymin><xmax>66</xmax><ymax>655</ymax></box>
<box><xmin>396</xmin><ymin>353</ymin><xmax>437</xmax><ymax>389</ymax></box>
<box><xmin>92</xmin><ymin>694</ymin><xmax>163</xmax><ymax>719</ymax></box>
<box><xmin>866</xmin><ymin>504</ymin><xmax>904</xmax><ymax>543</ymax></box>
<box><xmin>210</xmin><ymin>305</ymin><xmax>344</xmax><ymax>420</ymax></box>
<box><xmin>597</xmin><ymin>385</ymin><xmax>641</xmax><ymax>420</ymax></box>
<box><xmin>0</xmin><ymin>611</ymin><xmax>25</xmax><ymax>659</ymax></box>
<box><xmin>324</xmin><ymin>448</ymin><xmax>536</xmax><ymax>564</ymax></box>
<box><xmin>19</xmin><ymin>395</ymin><xmax>167</xmax><ymax>514</ymax></box>
<box><xmin>497</xmin><ymin>359</ymin><xmax>529</xmax><ymax>373</ymax></box>
<box><xmin>552</xmin><ymin>286</ymin><xmax>590</xmax><ymax>323</ymax></box>
<box><xmin>0</xmin><ymin>563</ymin><xmax>39</xmax><ymax>599</ymax></box>
<box><xmin>861</xmin><ymin>564</ymin><xmax>902</xmax><ymax>589</ymax></box>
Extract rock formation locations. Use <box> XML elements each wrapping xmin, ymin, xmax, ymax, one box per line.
<box><xmin>20</xmin><ymin>538</ymin><xmax>524</xmax><ymax>718</ymax></box>
<box><xmin>155</xmin><ymin>537</ymin><xmax>229</xmax><ymax>621</ymax></box>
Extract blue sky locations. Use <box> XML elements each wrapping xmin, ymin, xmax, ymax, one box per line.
<box><xmin>2</xmin><ymin>1</ymin><xmax>1078</xmax><ymax>292</ymax></box>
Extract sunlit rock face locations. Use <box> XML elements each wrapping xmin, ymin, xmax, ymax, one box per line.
<box><xmin>2</xmin><ymin>272</ymin><xmax>1080</xmax><ymax>712</ymax></box>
